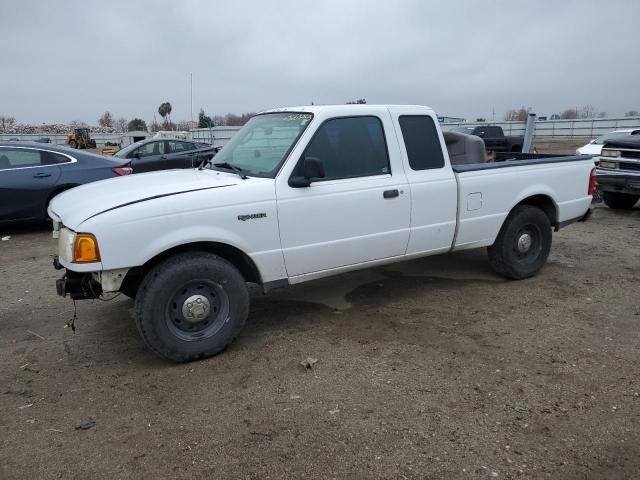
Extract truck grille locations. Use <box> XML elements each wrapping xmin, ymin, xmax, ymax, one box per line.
<box><xmin>620</xmin><ymin>149</ymin><xmax>640</xmax><ymax>159</ymax></box>
<box><xmin>620</xmin><ymin>162</ymin><xmax>640</xmax><ymax>172</ymax></box>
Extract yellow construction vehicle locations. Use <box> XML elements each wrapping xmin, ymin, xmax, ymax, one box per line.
<box><xmin>65</xmin><ymin>128</ymin><xmax>97</xmax><ymax>149</ymax></box>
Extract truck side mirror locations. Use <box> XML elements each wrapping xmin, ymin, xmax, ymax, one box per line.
<box><xmin>289</xmin><ymin>157</ymin><xmax>325</xmax><ymax>188</ymax></box>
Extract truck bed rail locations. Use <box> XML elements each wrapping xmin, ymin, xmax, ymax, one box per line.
<box><xmin>452</xmin><ymin>154</ymin><xmax>593</xmax><ymax>173</ymax></box>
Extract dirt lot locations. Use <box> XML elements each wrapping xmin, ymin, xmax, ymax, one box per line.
<box><xmin>1</xmin><ymin>139</ymin><xmax>639</xmax><ymax>478</ymax></box>
<box><xmin>533</xmin><ymin>136</ymin><xmax>590</xmax><ymax>155</ymax></box>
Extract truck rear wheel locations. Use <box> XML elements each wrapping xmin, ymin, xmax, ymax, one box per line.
<box><xmin>488</xmin><ymin>205</ymin><xmax>552</xmax><ymax>280</ymax></box>
<box><xmin>134</xmin><ymin>252</ymin><xmax>249</xmax><ymax>362</ymax></box>
<box><xmin>602</xmin><ymin>192</ymin><xmax>639</xmax><ymax>210</ymax></box>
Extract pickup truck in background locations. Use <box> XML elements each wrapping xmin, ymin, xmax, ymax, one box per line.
<box><xmin>597</xmin><ymin>136</ymin><xmax>640</xmax><ymax>209</ymax></box>
<box><xmin>48</xmin><ymin>105</ymin><xmax>594</xmax><ymax>362</ymax></box>
<box><xmin>451</xmin><ymin>125</ymin><xmax>524</xmax><ymax>152</ymax></box>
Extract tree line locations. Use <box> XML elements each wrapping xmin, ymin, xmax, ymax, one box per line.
<box><xmin>96</xmin><ymin>102</ymin><xmax>259</xmax><ymax>133</ymax></box>
<box><xmin>196</xmin><ymin>109</ymin><xmax>258</xmax><ymax>128</ymax></box>
<box><xmin>3</xmin><ymin>98</ymin><xmax>639</xmax><ymax>135</ymax></box>
<box><xmin>504</xmin><ymin>106</ymin><xmax>640</xmax><ymax>121</ymax></box>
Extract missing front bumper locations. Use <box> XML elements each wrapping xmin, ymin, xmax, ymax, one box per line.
<box><xmin>56</xmin><ymin>270</ymin><xmax>102</xmax><ymax>300</ymax></box>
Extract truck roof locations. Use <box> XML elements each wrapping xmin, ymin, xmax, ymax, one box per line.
<box><xmin>261</xmin><ymin>104</ymin><xmax>435</xmax><ymax>115</ymax></box>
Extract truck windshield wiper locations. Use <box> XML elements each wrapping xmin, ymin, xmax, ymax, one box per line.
<box><xmin>212</xmin><ymin>161</ymin><xmax>248</xmax><ymax>179</ymax></box>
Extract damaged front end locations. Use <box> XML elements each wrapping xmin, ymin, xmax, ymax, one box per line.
<box><xmin>54</xmin><ymin>256</ymin><xmax>102</xmax><ymax>300</ymax></box>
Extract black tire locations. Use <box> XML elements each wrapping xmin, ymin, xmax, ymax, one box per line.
<box><xmin>602</xmin><ymin>192</ymin><xmax>639</xmax><ymax>210</ymax></box>
<box><xmin>68</xmin><ymin>140</ymin><xmax>78</xmax><ymax>149</ymax></box>
<box><xmin>119</xmin><ymin>276</ymin><xmax>140</xmax><ymax>299</ymax></box>
<box><xmin>134</xmin><ymin>252</ymin><xmax>249</xmax><ymax>362</ymax></box>
<box><xmin>488</xmin><ymin>205</ymin><xmax>552</xmax><ymax>280</ymax></box>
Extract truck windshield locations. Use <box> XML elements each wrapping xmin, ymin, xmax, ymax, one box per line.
<box><xmin>210</xmin><ymin>112</ymin><xmax>313</xmax><ymax>178</ymax></box>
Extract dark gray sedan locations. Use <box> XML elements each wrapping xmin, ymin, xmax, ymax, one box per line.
<box><xmin>0</xmin><ymin>142</ymin><xmax>131</xmax><ymax>223</ymax></box>
<box><xmin>114</xmin><ymin>139</ymin><xmax>216</xmax><ymax>173</ymax></box>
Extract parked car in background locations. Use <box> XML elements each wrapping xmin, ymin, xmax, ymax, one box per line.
<box><xmin>113</xmin><ymin>138</ymin><xmax>216</xmax><ymax>173</ymax></box>
<box><xmin>596</xmin><ymin>136</ymin><xmax>640</xmax><ymax>209</ymax></box>
<box><xmin>577</xmin><ymin>129</ymin><xmax>640</xmax><ymax>155</ymax></box>
<box><xmin>0</xmin><ymin>143</ymin><xmax>132</xmax><ymax>224</ymax></box>
<box><xmin>451</xmin><ymin>125</ymin><xmax>523</xmax><ymax>152</ymax></box>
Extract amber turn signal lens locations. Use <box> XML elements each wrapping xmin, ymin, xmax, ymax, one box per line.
<box><xmin>73</xmin><ymin>234</ymin><xmax>101</xmax><ymax>263</ymax></box>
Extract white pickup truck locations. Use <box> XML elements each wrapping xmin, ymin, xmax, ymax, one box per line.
<box><xmin>49</xmin><ymin>105</ymin><xmax>595</xmax><ymax>362</ymax></box>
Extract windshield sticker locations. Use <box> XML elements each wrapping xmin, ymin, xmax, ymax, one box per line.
<box><xmin>284</xmin><ymin>113</ymin><xmax>313</xmax><ymax>123</ymax></box>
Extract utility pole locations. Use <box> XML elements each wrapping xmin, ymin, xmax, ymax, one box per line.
<box><xmin>190</xmin><ymin>73</ymin><xmax>194</xmax><ymax>124</ymax></box>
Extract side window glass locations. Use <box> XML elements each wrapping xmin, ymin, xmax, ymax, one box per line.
<box><xmin>136</xmin><ymin>142</ymin><xmax>164</xmax><ymax>157</ymax></box>
<box><xmin>0</xmin><ymin>149</ymin><xmax>43</xmax><ymax>170</ymax></box>
<box><xmin>399</xmin><ymin>116</ymin><xmax>445</xmax><ymax>170</ymax></box>
<box><xmin>302</xmin><ymin>116</ymin><xmax>390</xmax><ymax>181</ymax></box>
<box><xmin>169</xmin><ymin>141</ymin><xmax>193</xmax><ymax>153</ymax></box>
<box><xmin>42</xmin><ymin>152</ymin><xmax>71</xmax><ymax>165</ymax></box>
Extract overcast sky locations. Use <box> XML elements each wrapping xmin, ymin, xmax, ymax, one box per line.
<box><xmin>1</xmin><ymin>0</ymin><xmax>638</xmax><ymax>124</ymax></box>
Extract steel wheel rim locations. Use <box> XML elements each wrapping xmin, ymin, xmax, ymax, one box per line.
<box><xmin>165</xmin><ymin>279</ymin><xmax>230</xmax><ymax>342</ymax></box>
<box><xmin>512</xmin><ymin>224</ymin><xmax>542</xmax><ymax>265</ymax></box>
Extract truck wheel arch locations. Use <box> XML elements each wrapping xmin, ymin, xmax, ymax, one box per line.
<box><xmin>121</xmin><ymin>242</ymin><xmax>262</xmax><ymax>298</ymax></box>
<box><xmin>512</xmin><ymin>194</ymin><xmax>558</xmax><ymax>229</ymax></box>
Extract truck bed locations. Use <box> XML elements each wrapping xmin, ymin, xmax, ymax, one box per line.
<box><xmin>451</xmin><ymin>153</ymin><xmax>594</xmax><ymax>251</ymax></box>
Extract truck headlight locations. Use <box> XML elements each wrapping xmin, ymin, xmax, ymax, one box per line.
<box><xmin>73</xmin><ymin>233</ymin><xmax>101</xmax><ymax>263</ymax></box>
<box><xmin>59</xmin><ymin>228</ymin><xmax>76</xmax><ymax>263</ymax></box>
<box><xmin>601</xmin><ymin>149</ymin><xmax>620</xmax><ymax>158</ymax></box>
<box><xmin>598</xmin><ymin>160</ymin><xmax>617</xmax><ymax>169</ymax></box>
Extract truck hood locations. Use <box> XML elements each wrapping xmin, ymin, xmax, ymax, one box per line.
<box><xmin>49</xmin><ymin>169</ymin><xmax>242</xmax><ymax>229</ymax></box>
<box><xmin>603</xmin><ymin>137</ymin><xmax>640</xmax><ymax>150</ymax></box>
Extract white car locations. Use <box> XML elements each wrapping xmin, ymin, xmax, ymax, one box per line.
<box><xmin>48</xmin><ymin>104</ymin><xmax>595</xmax><ymax>362</ymax></box>
<box><xmin>576</xmin><ymin>129</ymin><xmax>640</xmax><ymax>155</ymax></box>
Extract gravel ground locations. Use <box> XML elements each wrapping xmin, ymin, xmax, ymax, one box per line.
<box><xmin>1</xmin><ymin>140</ymin><xmax>639</xmax><ymax>479</ymax></box>
<box><xmin>533</xmin><ymin>137</ymin><xmax>590</xmax><ymax>155</ymax></box>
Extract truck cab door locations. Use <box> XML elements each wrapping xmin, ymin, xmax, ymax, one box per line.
<box><xmin>275</xmin><ymin>112</ymin><xmax>411</xmax><ymax>278</ymax></box>
<box><xmin>390</xmin><ymin>109</ymin><xmax>458</xmax><ymax>255</ymax></box>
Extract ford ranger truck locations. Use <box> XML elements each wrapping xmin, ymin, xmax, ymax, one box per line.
<box><xmin>48</xmin><ymin>105</ymin><xmax>595</xmax><ymax>362</ymax></box>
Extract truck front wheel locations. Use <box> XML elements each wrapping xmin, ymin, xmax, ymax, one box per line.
<box><xmin>602</xmin><ymin>192</ymin><xmax>639</xmax><ymax>210</ymax></box>
<box><xmin>134</xmin><ymin>252</ymin><xmax>249</xmax><ymax>362</ymax></box>
<box><xmin>488</xmin><ymin>205</ymin><xmax>552</xmax><ymax>280</ymax></box>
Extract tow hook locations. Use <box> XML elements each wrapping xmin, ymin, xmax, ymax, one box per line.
<box><xmin>53</xmin><ymin>255</ymin><xmax>63</xmax><ymax>270</ymax></box>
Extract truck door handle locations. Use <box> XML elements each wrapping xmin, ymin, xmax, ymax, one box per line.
<box><xmin>383</xmin><ymin>189</ymin><xmax>399</xmax><ymax>199</ymax></box>
<box><xmin>33</xmin><ymin>172</ymin><xmax>52</xmax><ymax>178</ymax></box>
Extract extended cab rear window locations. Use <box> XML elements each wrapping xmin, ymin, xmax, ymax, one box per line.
<box><xmin>399</xmin><ymin>116</ymin><xmax>445</xmax><ymax>170</ymax></box>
